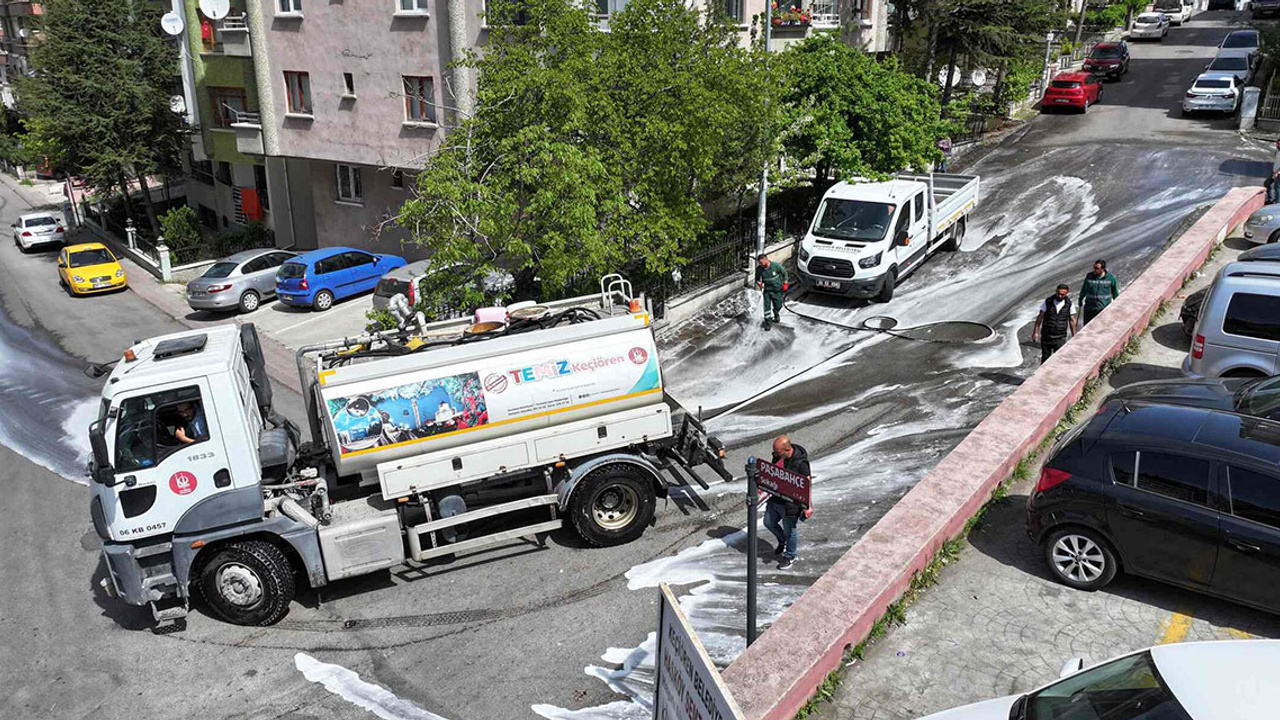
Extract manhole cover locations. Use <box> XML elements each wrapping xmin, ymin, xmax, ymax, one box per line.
<box><xmin>861</xmin><ymin>315</ymin><xmax>899</xmax><ymax>330</ymax></box>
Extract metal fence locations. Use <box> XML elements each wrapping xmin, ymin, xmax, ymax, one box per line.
<box><xmin>952</xmin><ymin>113</ymin><xmax>990</xmax><ymax>145</ymax></box>
<box><xmin>1260</xmin><ymin>70</ymin><xmax>1280</xmax><ymax>121</ymax></box>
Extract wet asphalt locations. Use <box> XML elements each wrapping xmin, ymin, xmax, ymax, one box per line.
<box><xmin>0</xmin><ymin>10</ymin><xmax>1271</xmax><ymax>720</ymax></box>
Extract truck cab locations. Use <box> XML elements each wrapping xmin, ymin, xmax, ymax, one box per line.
<box><xmin>797</xmin><ymin>173</ymin><xmax>979</xmax><ymax>302</ymax></box>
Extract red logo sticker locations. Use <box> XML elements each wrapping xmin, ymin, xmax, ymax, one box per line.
<box><xmin>169</xmin><ymin>471</ymin><xmax>197</xmax><ymax>496</ymax></box>
<box><xmin>484</xmin><ymin>373</ymin><xmax>508</xmax><ymax>394</ymax></box>
<box><xmin>628</xmin><ymin>347</ymin><xmax>649</xmax><ymax>365</ymax></box>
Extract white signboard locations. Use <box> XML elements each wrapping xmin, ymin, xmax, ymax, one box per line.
<box><xmin>654</xmin><ymin>583</ymin><xmax>745</xmax><ymax>720</ymax></box>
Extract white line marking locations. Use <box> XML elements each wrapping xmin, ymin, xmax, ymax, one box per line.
<box><xmin>294</xmin><ymin>652</ymin><xmax>452</xmax><ymax>720</ymax></box>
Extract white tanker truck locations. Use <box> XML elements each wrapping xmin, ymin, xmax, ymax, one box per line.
<box><xmin>87</xmin><ymin>279</ymin><xmax>729</xmax><ymax>628</ymax></box>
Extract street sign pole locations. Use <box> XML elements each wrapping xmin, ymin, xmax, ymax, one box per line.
<box><xmin>745</xmin><ymin>457</ymin><xmax>759</xmax><ymax>647</ymax></box>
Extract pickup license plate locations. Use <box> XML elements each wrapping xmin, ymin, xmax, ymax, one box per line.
<box><xmin>816</xmin><ymin>279</ymin><xmax>841</xmax><ymax>290</ymax></box>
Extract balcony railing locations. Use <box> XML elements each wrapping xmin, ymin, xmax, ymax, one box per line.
<box><xmin>232</xmin><ymin>110</ymin><xmax>261</xmax><ymax>126</ymax></box>
<box><xmin>219</xmin><ymin>14</ymin><xmax>248</xmax><ymax>32</ymax></box>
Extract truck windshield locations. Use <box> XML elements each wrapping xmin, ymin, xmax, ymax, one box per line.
<box><xmin>812</xmin><ymin>199</ymin><xmax>895</xmax><ymax>242</ymax></box>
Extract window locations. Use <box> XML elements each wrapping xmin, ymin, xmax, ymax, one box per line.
<box><xmin>335</xmin><ymin>163</ymin><xmax>363</xmax><ymax>203</ymax></box>
<box><xmin>813</xmin><ymin>200</ymin><xmax>894</xmax><ymax>241</ymax></box>
<box><xmin>265</xmin><ymin>252</ymin><xmax>294</xmax><ymax>267</ymax></box>
<box><xmin>216</xmin><ymin>161</ymin><xmax>232</xmax><ymax>185</ymax></box>
<box><xmin>1133</xmin><ymin>451</ymin><xmax>1211</xmax><ymax>506</ymax></box>
<box><xmin>912</xmin><ymin>193</ymin><xmax>924</xmax><ymax>223</ymax></box>
<box><xmin>1227</xmin><ymin>466</ymin><xmax>1280</xmax><ymax>530</ymax></box>
<box><xmin>1024</xmin><ymin>651</ymin><xmax>1191</xmax><ymax>720</ymax></box>
<box><xmin>1111</xmin><ymin>451</ymin><xmax>1137</xmax><ymax>486</ymax></box>
<box><xmin>723</xmin><ymin>0</ymin><xmax>743</xmax><ymax>21</ymax></box>
<box><xmin>1223</xmin><ymin>293</ymin><xmax>1280</xmax><ymax>341</ymax></box>
<box><xmin>596</xmin><ymin>0</ymin><xmax>628</xmax><ymax>14</ymax></box>
<box><xmin>892</xmin><ymin>208</ymin><xmax>910</xmax><ymax>242</ymax></box>
<box><xmin>284</xmin><ymin>71</ymin><xmax>312</xmax><ymax>114</ymax></box>
<box><xmin>484</xmin><ymin>0</ymin><xmax>530</xmax><ymax>25</ymax></box>
<box><xmin>113</xmin><ymin>386</ymin><xmax>210</xmax><ymax>473</ymax></box>
<box><xmin>253</xmin><ymin>164</ymin><xmax>270</xmax><ymax>211</ymax></box>
<box><xmin>208</xmin><ymin>87</ymin><xmax>247</xmax><ymax>128</ymax></box>
<box><xmin>197</xmin><ymin>204</ymin><xmax>218</xmax><ymax>230</ymax></box>
<box><xmin>390</xmin><ymin>169</ymin><xmax>405</xmax><ymax>191</ymax></box>
<box><xmin>403</xmin><ymin>76</ymin><xmax>436</xmax><ymax>123</ymax></box>
<box><xmin>191</xmin><ymin>156</ymin><xmax>215</xmax><ymax>185</ymax></box>
<box><xmin>342</xmin><ymin>251</ymin><xmax>376</xmax><ymax>268</ymax></box>
<box><xmin>398</xmin><ymin>0</ymin><xmax>429</xmax><ymax>11</ymax></box>
<box><xmin>342</xmin><ymin>72</ymin><xmax>355</xmax><ymax>97</ymax></box>
<box><xmin>315</xmin><ymin>256</ymin><xmax>343</xmax><ymax>275</ymax></box>
<box><xmin>278</xmin><ymin>0</ymin><xmax>302</xmax><ymax>13</ymax></box>
<box><xmin>242</xmin><ymin>255</ymin><xmax>271</xmax><ymax>274</ymax></box>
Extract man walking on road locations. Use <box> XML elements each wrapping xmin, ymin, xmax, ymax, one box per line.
<box><xmin>1078</xmin><ymin>259</ymin><xmax>1120</xmax><ymax>326</ymax></box>
<box><xmin>1032</xmin><ymin>284</ymin><xmax>1077</xmax><ymax>364</ymax></box>
<box><xmin>763</xmin><ymin>435</ymin><xmax>812</xmax><ymax>570</ymax></box>
<box><xmin>755</xmin><ymin>254</ymin><xmax>787</xmax><ymax>330</ymax></box>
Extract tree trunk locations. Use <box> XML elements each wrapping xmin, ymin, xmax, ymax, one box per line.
<box><xmin>135</xmin><ymin>172</ymin><xmax>162</xmax><ymax>238</ymax></box>
<box><xmin>940</xmin><ymin>44</ymin><xmax>959</xmax><ymax>105</ymax></box>
<box><xmin>117</xmin><ymin>173</ymin><xmax>137</xmax><ymax>229</ymax></box>
<box><xmin>1075</xmin><ymin>1</ymin><xmax>1088</xmax><ymax>46</ymax></box>
<box><xmin>993</xmin><ymin>61</ymin><xmax>1007</xmax><ymax>112</ymax></box>
<box><xmin>923</xmin><ymin>22</ymin><xmax>939</xmax><ymax>80</ymax></box>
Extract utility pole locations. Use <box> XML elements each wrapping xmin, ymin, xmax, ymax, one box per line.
<box><xmin>745</xmin><ymin>458</ymin><xmax>759</xmax><ymax>646</ymax></box>
<box><xmin>755</xmin><ymin>10</ymin><xmax>773</xmax><ymax>257</ymax></box>
<box><xmin>1041</xmin><ymin>31</ymin><xmax>1055</xmax><ymax>100</ymax></box>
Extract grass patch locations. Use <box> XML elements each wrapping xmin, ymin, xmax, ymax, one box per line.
<box><xmin>19</xmin><ymin>178</ymin><xmax>33</xmax><ymax>186</ymax></box>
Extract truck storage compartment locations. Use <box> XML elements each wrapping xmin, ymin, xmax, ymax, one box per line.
<box><xmin>318</xmin><ymin>513</ymin><xmax>405</xmax><ymax>581</ymax></box>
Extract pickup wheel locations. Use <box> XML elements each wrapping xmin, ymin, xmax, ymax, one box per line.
<box><xmin>942</xmin><ymin>218</ymin><xmax>965</xmax><ymax>252</ymax></box>
<box><xmin>198</xmin><ymin>540</ymin><xmax>295</xmax><ymax>626</ymax></box>
<box><xmin>569</xmin><ymin>463</ymin><xmax>656</xmax><ymax>547</ymax></box>
<box><xmin>875</xmin><ymin>268</ymin><xmax>896</xmax><ymax>303</ymax></box>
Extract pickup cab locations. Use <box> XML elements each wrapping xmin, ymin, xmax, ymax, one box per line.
<box><xmin>797</xmin><ymin>173</ymin><xmax>980</xmax><ymax>302</ymax></box>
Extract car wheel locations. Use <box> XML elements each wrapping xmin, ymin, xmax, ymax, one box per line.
<box><xmin>238</xmin><ymin>290</ymin><xmax>261</xmax><ymax>313</ymax></box>
<box><xmin>1044</xmin><ymin>527</ymin><xmax>1118</xmax><ymax>591</ymax></box>
<box><xmin>1267</xmin><ymin>229</ymin><xmax>1280</xmax><ymax>245</ymax></box>
<box><xmin>312</xmin><ymin>289</ymin><xmax>334</xmax><ymax>312</ymax></box>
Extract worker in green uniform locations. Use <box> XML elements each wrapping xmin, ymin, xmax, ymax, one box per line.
<box><xmin>755</xmin><ymin>254</ymin><xmax>788</xmax><ymax>330</ymax></box>
<box><xmin>1078</xmin><ymin>259</ymin><xmax>1120</xmax><ymax>326</ymax></box>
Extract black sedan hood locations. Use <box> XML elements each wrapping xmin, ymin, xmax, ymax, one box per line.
<box><xmin>1108</xmin><ymin>378</ymin><xmax>1249</xmax><ymax>411</ymax></box>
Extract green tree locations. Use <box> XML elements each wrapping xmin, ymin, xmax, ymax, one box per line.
<box><xmin>398</xmin><ymin>0</ymin><xmax>773</xmax><ymax>305</ymax></box>
<box><xmin>779</xmin><ymin>33</ymin><xmax>949</xmax><ymax>180</ymax></box>
<box><xmin>159</xmin><ymin>206</ymin><xmax>201</xmax><ymax>254</ymax></box>
<box><xmin>19</xmin><ymin>0</ymin><xmax>186</xmax><ymax>237</ymax></box>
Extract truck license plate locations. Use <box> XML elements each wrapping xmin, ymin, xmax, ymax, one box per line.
<box><xmin>816</xmin><ymin>279</ymin><xmax>841</xmax><ymax>290</ymax></box>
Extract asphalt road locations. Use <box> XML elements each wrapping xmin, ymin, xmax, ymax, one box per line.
<box><xmin>0</xmin><ymin>10</ymin><xmax>1271</xmax><ymax>720</ymax></box>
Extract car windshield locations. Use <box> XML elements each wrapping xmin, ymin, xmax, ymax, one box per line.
<box><xmin>1223</xmin><ymin>33</ymin><xmax>1257</xmax><ymax>48</ymax></box>
<box><xmin>1154</xmin><ymin>0</ymin><xmax>1179</xmax><ymax>8</ymax></box>
<box><xmin>1091</xmin><ymin>46</ymin><xmax>1123</xmax><ymax>58</ymax></box>
<box><xmin>201</xmin><ymin>262</ymin><xmax>238</xmax><ymax>279</ymax></box>
<box><xmin>1051</xmin><ymin>80</ymin><xmax>1081</xmax><ymax>89</ymax></box>
<box><xmin>1136</xmin><ymin>13</ymin><xmax>1162</xmax><ymax>22</ymax></box>
<box><xmin>277</xmin><ymin>262</ymin><xmax>307</xmax><ymax>278</ymax></box>
<box><xmin>1022</xmin><ymin>651</ymin><xmax>1191</xmax><ymax>720</ymax></box>
<box><xmin>812</xmin><ymin>199</ymin><xmax>895</xmax><ymax>241</ymax></box>
<box><xmin>69</xmin><ymin>249</ymin><xmax>115</xmax><ymax>267</ymax></box>
<box><xmin>25</xmin><ymin>216</ymin><xmax>56</xmax><ymax>227</ymax></box>
<box><xmin>1195</xmin><ymin>79</ymin><xmax>1232</xmax><ymax>89</ymax></box>
<box><xmin>1237</xmin><ymin>376</ymin><xmax>1280</xmax><ymax>416</ymax></box>
<box><xmin>1210</xmin><ymin>57</ymin><xmax>1248</xmax><ymax>70</ymax></box>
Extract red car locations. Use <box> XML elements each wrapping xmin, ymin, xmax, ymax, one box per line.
<box><xmin>1041</xmin><ymin>72</ymin><xmax>1103</xmax><ymax>112</ymax></box>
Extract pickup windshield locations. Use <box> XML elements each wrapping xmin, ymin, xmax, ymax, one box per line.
<box><xmin>812</xmin><ymin>199</ymin><xmax>895</xmax><ymax>242</ymax></box>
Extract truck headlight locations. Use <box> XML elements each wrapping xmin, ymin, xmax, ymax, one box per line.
<box><xmin>798</xmin><ymin>247</ymin><xmax>810</xmax><ymax>261</ymax></box>
<box><xmin>858</xmin><ymin>252</ymin><xmax>882</xmax><ymax>269</ymax></box>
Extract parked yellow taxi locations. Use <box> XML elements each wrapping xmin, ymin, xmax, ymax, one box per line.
<box><xmin>58</xmin><ymin>242</ymin><xmax>128</xmax><ymax>296</ymax></box>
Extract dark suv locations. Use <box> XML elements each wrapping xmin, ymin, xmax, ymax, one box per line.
<box><xmin>1028</xmin><ymin>399</ymin><xmax>1280</xmax><ymax>614</ymax></box>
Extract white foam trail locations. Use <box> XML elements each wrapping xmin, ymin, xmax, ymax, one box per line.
<box><xmin>532</xmin><ymin>701</ymin><xmax>651</xmax><ymax>720</ymax></box>
<box><xmin>294</xmin><ymin>653</ymin><xmax>452</xmax><ymax>720</ymax></box>
<box><xmin>58</xmin><ymin>398</ymin><xmax>99</xmax><ymax>485</ymax></box>
<box><xmin>963</xmin><ymin>308</ymin><xmax>1037</xmax><ymax>369</ymax></box>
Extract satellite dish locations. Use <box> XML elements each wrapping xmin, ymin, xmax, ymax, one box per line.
<box><xmin>970</xmin><ymin>69</ymin><xmax>988</xmax><ymax>87</ymax></box>
<box><xmin>170</xmin><ymin>95</ymin><xmax>186</xmax><ymax>113</ymax></box>
<box><xmin>17</xmin><ymin>28</ymin><xmax>26</xmax><ymax>38</ymax></box>
<box><xmin>937</xmin><ymin>68</ymin><xmax>950</xmax><ymax>87</ymax></box>
<box><xmin>199</xmin><ymin>0</ymin><xmax>230</xmax><ymax>20</ymax></box>
<box><xmin>160</xmin><ymin>11</ymin><xmax>185</xmax><ymax>36</ymax></box>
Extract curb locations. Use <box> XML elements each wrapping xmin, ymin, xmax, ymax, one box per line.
<box><xmin>721</xmin><ymin>186</ymin><xmax>1264</xmax><ymax>720</ymax></box>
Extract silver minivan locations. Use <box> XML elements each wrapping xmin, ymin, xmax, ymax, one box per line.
<box><xmin>1184</xmin><ymin>261</ymin><xmax>1280</xmax><ymax>378</ymax></box>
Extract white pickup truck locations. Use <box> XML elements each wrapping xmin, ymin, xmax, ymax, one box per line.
<box><xmin>796</xmin><ymin>173</ymin><xmax>980</xmax><ymax>302</ymax></box>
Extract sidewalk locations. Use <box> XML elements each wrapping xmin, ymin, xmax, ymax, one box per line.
<box><xmin>822</xmin><ymin>231</ymin><xmax>1280</xmax><ymax>720</ymax></box>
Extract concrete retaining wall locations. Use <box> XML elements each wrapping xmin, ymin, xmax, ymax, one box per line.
<box><xmin>721</xmin><ymin>186</ymin><xmax>1264</xmax><ymax>720</ymax></box>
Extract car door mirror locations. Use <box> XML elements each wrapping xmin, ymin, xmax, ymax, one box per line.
<box><xmin>57</xmin><ymin>260</ymin><xmax>66</xmax><ymax>268</ymax></box>
<box><xmin>373</xmin><ymin>256</ymin><xmax>380</xmax><ymax>265</ymax></box>
<box><xmin>88</xmin><ymin>419</ymin><xmax>116</xmax><ymax>486</ymax></box>
<box><xmin>895</xmin><ymin>229</ymin><xmax>910</xmax><ymax>247</ymax></box>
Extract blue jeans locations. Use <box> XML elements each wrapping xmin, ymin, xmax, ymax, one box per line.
<box><xmin>764</xmin><ymin>500</ymin><xmax>799</xmax><ymax>560</ymax></box>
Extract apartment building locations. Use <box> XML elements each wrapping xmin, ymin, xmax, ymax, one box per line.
<box><xmin>0</xmin><ymin>1</ymin><xmax>41</xmax><ymax>109</ymax></box>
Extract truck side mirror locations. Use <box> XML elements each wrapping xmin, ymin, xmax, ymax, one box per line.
<box><xmin>895</xmin><ymin>230</ymin><xmax>910</xmax><ymax>247</ymax></box>
<box><xmin>89</xmin><ymin>419</ymin><xmax>116</xmax><ymax>486</ymax></box>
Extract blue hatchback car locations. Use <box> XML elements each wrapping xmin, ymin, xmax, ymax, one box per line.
<box><xmin>275</xmin><ymin>247</ymin><xmax>407</xmax><ymax>311</ymax></box>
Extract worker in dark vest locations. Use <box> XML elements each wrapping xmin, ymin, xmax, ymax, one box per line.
<box><xmin>1031</xmin><ymin>283</ymin><xmax>1078</xmax><ymax>364</ymax></box>
<box><xmin>755</xmin><ymin>254</ymin><xmax>787</xmax><ymax>330</ymax></box>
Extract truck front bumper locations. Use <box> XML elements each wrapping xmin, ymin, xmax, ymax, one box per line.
<box><xmin>101</xmin><ymin>541</ymin><xmax>177</xmax><ymax>606</ymax></box>
<box><xmin>798</xmin><ymin>267</ymin><xmax>885</xmax><ymax>298</ymax></box>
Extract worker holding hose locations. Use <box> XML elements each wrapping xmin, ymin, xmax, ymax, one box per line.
<box><xmin>755</xmin><ymin>254</ymin><xmax>788</xmax><ymax>330</ymax></box>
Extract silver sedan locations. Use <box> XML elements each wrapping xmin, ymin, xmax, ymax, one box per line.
<box><xmin>186</xmin><ymin>248</ymin><xmax>297</xmax><ymax>313</ymax></box>
<box><xmin>1242</xmin><ymin>206</ymin><xmax>1280</xmax><ymax>245</ymax></box>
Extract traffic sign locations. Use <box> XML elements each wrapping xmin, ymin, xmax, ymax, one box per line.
<box><xmin>653</xmin><ymin>583</ymin><xmax>744</xmax><ymax>720</ymax></box>
<box><xmin>754</xmin><ymin>457</ymin><xmax>810</xmax><ymax>508</ymax></box>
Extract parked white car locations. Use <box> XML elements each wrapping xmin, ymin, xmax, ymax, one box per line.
<box><xmin>918</xmin><ymin>641</ymin><xmax>1280</xmax><ymax>720</ymax></box>
<box><xmin>1130</xmin><ymin>12</ymin><xmax>1170</xmax><ymax>40</ymax></box>
<box><xmin>11</xmin><ymin>211</ymin><xmax>65</xmax><ymax>252</ymax></box>
<box><xmin>1182</xmin><ymin>73</ymin><xmax>1240</xmax><ymax>115</ymax></box>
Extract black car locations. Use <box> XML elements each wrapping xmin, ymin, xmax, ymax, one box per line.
<box><xmin>1109</xmin><ymin>376</ymin><xmax>1280</xmax><ymax>420</ymax></box>
<box><xmin>1028</xmin><ymin>400</ymin><xmax>1280</xmax><ymax>615</ymax></box>
<box><xmin>1179</xmin><ymin>243</ymin><xmax>1280</xmax><ymax>336</ymax></box>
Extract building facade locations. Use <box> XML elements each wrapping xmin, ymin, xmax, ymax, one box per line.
<box><xmin>0</xmin><ymin>1</ymin><xmax>41</xmax><ymax>110</ymax></box>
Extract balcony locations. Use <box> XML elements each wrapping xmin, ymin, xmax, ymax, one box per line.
<box><xmin>217</xmin><ymin>14</ymin><xmax>251</xmax><ymax>57</ymax></box>
<box><xmin>3</xmin><ymin>2</ymin><xmax>43</xmax><ymax>17</ymax></box>
<box><xmin>230</xmin><ymin>110</ymin><xmax>263</xmax><ymax>155</ymax></box>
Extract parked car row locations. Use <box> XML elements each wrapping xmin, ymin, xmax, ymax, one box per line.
<box><xmin>1041</xmin><ymin>42</ymin><xmax>1128</xmax><ymax>114</ymax></box>
<box><xmin>1183</xmin><ymin>29</ymin><xmax>1261</xmax><ymax>117</ymax></box>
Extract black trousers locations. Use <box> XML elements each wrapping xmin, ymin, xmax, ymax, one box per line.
<box><xmin>1041</xmin><ymin>335</ymin><xmax>1066</xmax><ymax>363</ymax></box>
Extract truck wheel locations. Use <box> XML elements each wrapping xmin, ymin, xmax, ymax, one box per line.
<box><xmin>875</xmin><ymin>269</ymin><xmax>896</xmax><ymax>303</ymax></box>
<box><xmin>198</xmin><ymin>540</ymin><xmax>295</xmax><ymax>626</ymax></box>
<box><xmin>942</xmin><ymin>219</ymin><xmax>966</xmax><ymax>252</ymax></box>
<box><xmin>568</xmin><ymin>463</ymin><xmax>656</xmax><ymax>547</ymax></box>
